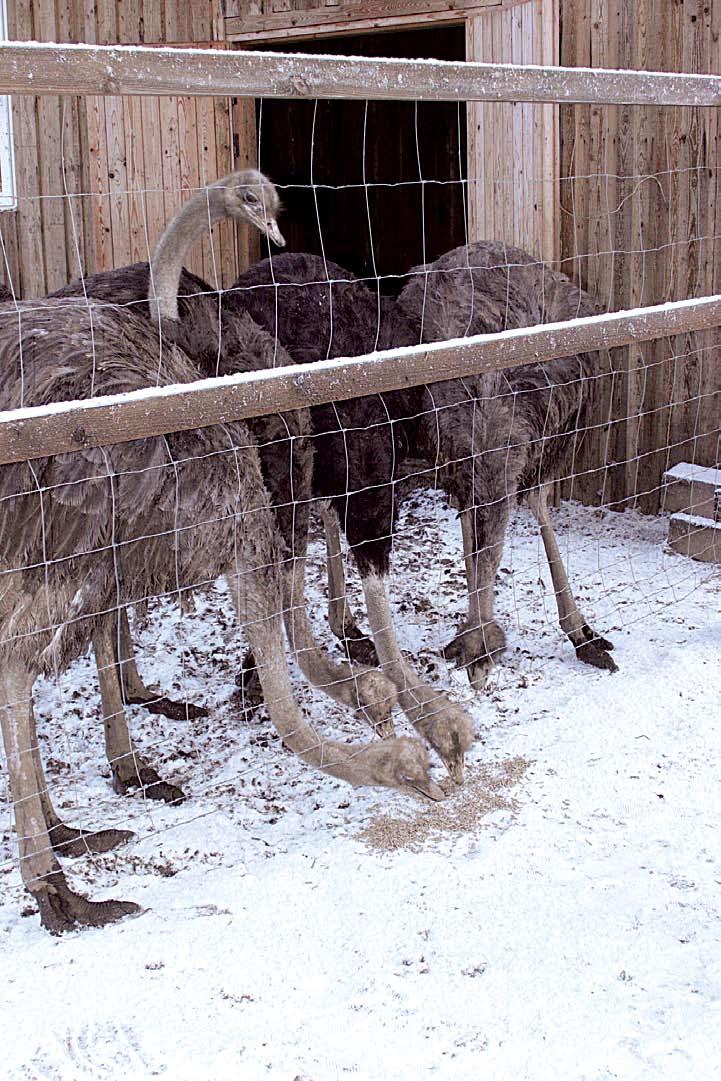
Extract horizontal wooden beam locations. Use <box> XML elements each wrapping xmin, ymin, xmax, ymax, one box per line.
<box><xmin>1</xmin><ymin>294</ymin><xmax>720</xmax><ymax>466</ymax></box>
<box><xmin>226</xmin><ymin>0</ymin><xmax>503</xmax><ymax>43</ymax></box>
<box><xmin>1</xmin><ymin>41</ymin><xmax>721</xmax><ymax>106</ymax></box>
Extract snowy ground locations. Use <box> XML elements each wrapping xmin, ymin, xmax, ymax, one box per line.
<box><xmin>2</xmin><ymin>494</ymin><xmax>720</xmax><ymax>1081</ymax></box>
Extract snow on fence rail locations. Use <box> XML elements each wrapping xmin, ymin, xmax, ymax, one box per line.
<box><xmin>2</xmin><ymin>293</ymin><xmax>721</xmax><ymax>467</ymax></box>
<box><xmin>2</xmin><ymin>41</ymin><xmax>721</xmax><ymax>106</ymax></box>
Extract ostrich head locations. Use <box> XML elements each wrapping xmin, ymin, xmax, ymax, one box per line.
<box><xmin>214</xmin><ymin>169</ymin><xmax>285</xmax><ymax>248</ymax></box>
<box><xmin>362</xmin><ymin>736</ymin><xmax>445</xmax><ymax>801</ymax></box>
<box><xmin>416</xmin><ymin>704</ymin><xmax>476</xmax><ymax>785</ymax></box>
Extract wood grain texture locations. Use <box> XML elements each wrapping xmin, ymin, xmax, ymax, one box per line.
<box><xmin>465</xmin><ymin>0</ymin><xmax>558</xmax><ymax>262</ymax></box>
<box><xmin>560</xmin><ymin>0</ymin><xmax>721</xmax><ymax>512</ymax></box>
<box><xmin>226</xmin><ymin>0</ymin><xmax>503</xmax><ymax>41</ymax></box>
<box><xmin>0</xmin><ymin>3</ymin><xmax>238</xmax><ymax>294</ymax></box>
<box><xmin>3</xmin><ymin>41</ymin><xmax>721</xmax><ymax>106</ymax></box>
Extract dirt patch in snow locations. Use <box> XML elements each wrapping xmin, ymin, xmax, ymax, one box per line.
<box><xmin>358</xmin><ymin>754</ymin><xmax>530</xmax><ymax>852</ymax></box>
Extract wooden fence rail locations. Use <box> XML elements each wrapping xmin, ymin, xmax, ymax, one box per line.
<box><xmin>2</xmin><ymin>293</ymin><xmax>720</xmax><ymax>466</ymax></box>
<box><xmin>1</xmin><ymin>41</ymin><xmax>721</xmax><ymax>106</ymax></box>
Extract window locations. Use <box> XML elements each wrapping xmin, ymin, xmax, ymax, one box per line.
<box><xmin>0</xmin><ymin>0</ymin><xmax>16</xmax><ymax>211</ymax></box>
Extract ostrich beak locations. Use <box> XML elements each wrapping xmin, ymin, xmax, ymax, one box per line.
<box><xmin>264</xmin><ymin>219</ymin><xmax>286</xmax><ymax>248</ymax></box>
<box><xmin>405</xmin><ymin>775</ymin><xmax>445</xmax><ymax>802</ymax></box>
<box><xmin>246</xmin><ymin>207</ymin><xmax>285</xmax><ymax>247</ymax></box>
<box><xmin>443</xmin><ymin>754</ymin><xmax>465</xmax><ymax>785</ymax></box>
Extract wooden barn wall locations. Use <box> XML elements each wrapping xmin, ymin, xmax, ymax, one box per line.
<box><xmin>560</xmin><ymin>0</ymin><xmax>721</xmax><ymax>512</ymax></box>
<box><xmin>466</xmin><ymin>0</ymin><xmax>559</xmax><ymax>263</ymax></box>
<box><xmin>0</xmin><ymin>0</ymin><xmax>246</xmax><ymax>298</ymax></box>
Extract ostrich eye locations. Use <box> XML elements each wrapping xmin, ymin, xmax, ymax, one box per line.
<box><xmin>244</xmin><ymin>191</ymin><xmax>260</xmax><ymax>205</ymax></box>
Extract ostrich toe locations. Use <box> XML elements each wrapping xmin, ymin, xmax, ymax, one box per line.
<box><xmin>443</xmin><ymin>620</ymin><xmax>507</xmax><ymax>691</ymax></box>
<box><xmin>339</xmin><ymin>627</ymin><xmax>379</xmax><ymax>668</ymax></box>
<box><xmin>111</xmin><ymin>757</ymin><xmax>185</xmax><ymax>804</ymax></box>
<box><xmin>575</xmin><ymin>634</ymin><xmax>618</xmax><ymax>673</ymax></box>
<box><xmin>123</xmin><ymin>691</ymin><xmax>208</xmax><ymax>721</ymax></box>
<box><xmin>35</xmin><ymin>870</ymin><xmax>141</xmax><ymax>935</ymax></box>
<box><xmin>48</xmin><ymin>822</ymin><xmax>134</xmax><ymax>858</ymax></box>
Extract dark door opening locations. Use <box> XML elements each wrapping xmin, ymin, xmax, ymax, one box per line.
<box><xmin>250</xmin><ymin>26</ymin><xmax>467</xmax><ymax>292</ymax></box>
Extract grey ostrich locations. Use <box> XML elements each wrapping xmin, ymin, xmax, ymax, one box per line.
<box><xmin>395</xmin><ymin>241</ymin><xmax>618</xmax><ymax>686</ymax></box>
<box><xmin>226</xmin><ymin>254</ymin><xmax>475</xmax><ymax>784</ymax></box>
<box><xmin>53</xmin><ymin>180</ymin><xmax>399</xmax><ymax>803</ymax></box>
<box><xmin>0</xmin><ymin>204</ymin><xmax>442</xmax><ymax>937</ymax></box>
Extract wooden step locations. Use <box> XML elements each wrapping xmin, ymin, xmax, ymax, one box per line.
<box><xmin>662</xmin><ymin>462</ymin><xmax>721</xmax><ymax>520</ymax></box>
<box><xmin>667</xmin><ymin>512</ymin><xmax>721</xmax><ymax>564</ymax></box>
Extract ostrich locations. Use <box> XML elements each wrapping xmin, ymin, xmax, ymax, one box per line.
<box><xmin>0</xmin><ymin>193</ymin><xmax>443</xmax><ymax>936</ymax></box>
<box><xmin>225</xmin><ymin>254</ymin><xmax>475</xmax><ymax>784</ymax></box>
<box><xmin>52</xmin><ymin>177</ymin><xmax>400</xmax><ymax>802</ymax></box>
<box><xmin>394</xmin><ymin>241</ymin><xmax>618</xmax><ymax>686</ymax></box>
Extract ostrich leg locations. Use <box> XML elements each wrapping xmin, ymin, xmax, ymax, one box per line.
<box><xmin>527</xmin><ymin>484</ymin><xmax>617</xmax><ymax>672</ymax></box>
<box><xmin>360</xmin><ymin>572</ymin><xmax>474</xmax><ymax>783</ymax></box>
<box><xmin>94</xmin><ymin>617</ymin><xmax>185</xmax><ymax>803</ymax></box>
<box><xmin>0</xmin><ymin>658</ymin><xmax>139</xmax><ymax>933</ymax></box>
<box><xmin>318</xmin><ymin>502</ymin><xmax>378</xmax><ymax>667</ymax></box>
<box><xmin>27</xmin><ymin>698</ymin><xmax>133</xmax><ymax>857</ymax></box>
<box><xmin>443</xmin><ymin>497</ymin><xmax>511</xmax><ymax>690</ymax></box>
<box><xmin>115</xmin><ymin>607</ymin><xmax>209</xmax><ymax>721</ymax></box>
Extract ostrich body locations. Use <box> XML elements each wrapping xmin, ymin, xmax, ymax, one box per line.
<box><xmin>397</xmin><ymin>241</ymin><xmax>617</xmax><ymax>685</ymax></box>
<box><xmin>227</xmin><ymin>254</ymin><xmax>475</xmax><ymax>783</ymax></box>
<box><xmin>55</xmin><ymin>201</ymin><xmax>399</xmax><ymax>792</ymax></box>
<box><xmin>0</xmin><ymin>193</ymin><xmax>441</xmax><ymax>935</ymax></box>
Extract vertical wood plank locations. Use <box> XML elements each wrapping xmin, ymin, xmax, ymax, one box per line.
<box><xmin>232</xmin><ymin>95</ymin><xmax>260</xmax><ymax>271</ymax></box>
<box><xmin>139</xmin><ymin>96</ymin><xmax>166</xmax><ymax>259</ymax></box>
<box><xmin>11</xmin><ymin>2</ymin><xmax>46</xmax><ymax>298</ymax></box>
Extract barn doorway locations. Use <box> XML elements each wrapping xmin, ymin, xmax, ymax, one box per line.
<box><xmin>247</xmin><ymin>26</ymin><xmax>467</xmax><ymax>292</ymax></box>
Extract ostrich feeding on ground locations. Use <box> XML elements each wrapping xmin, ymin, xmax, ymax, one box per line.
<box><xmin>53</xmin><ymin>176</ymin><xmax>399</xmax><ymax>803</ymax></box>
<box><xmin>0</xmin><ymin>225</ymin><xmax>442</xmax><ymax>940</ymax></box>
<box><xmin>395</xmin><ymin>241</ymin><xmax>618</xmax><ymax>687</ymax></box>
<box><xmin>226</xmin><ymin>253</ymin><xmax>475</xmax><ymax>784</ymax></box>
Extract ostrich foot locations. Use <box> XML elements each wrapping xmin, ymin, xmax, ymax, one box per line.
<box><xmin>575</xmin><ymin>624</ymin><xmax>618</xmax><ymax>672</ymax></box>
<box><xmin>122</xmin><ymin>690</ymin><xmax>208</xmax><ymax>721</ymax></box>
<box><xmin>351</xmin><ymin>669</ymin><xmax>397</xmax><ymax>739</ymax></box>
<box><xmin>48</xmin><ymin>821</ymin><xmax>134</xmax><ymax>858</ymax></box>
<box><xmin>34</xmin><ymin>870</ymin><xmax>141</xmax><ymax>935</ymax></box>
<box><xmin>397</xmin><ymin>685</ymin><xmax>475</xmax><ymax>784</ymax></box>
<box><xmin>337</xmin><ymin>625</ymin><xmax>379</xmax><ymax>668</ymax></box>
<box><xmin>112</xmin><ymin>757</ymin><xmax>185</xmax><ymax>805</ymax></box>
<box><xmin>442</xmin><ymin>620</ymin><xmax>507</xmax><ymax>691</ymax></box>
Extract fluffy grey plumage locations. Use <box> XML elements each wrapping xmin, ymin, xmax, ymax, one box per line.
<box><xmin>397</xmin><ymin>241</ymin><xmax>616</xmax><ymax>682</ymax></box>
<box><xmin>0</xmin><ymin>179</ymin><xmax>441</xmax><ymax>935</ymax></box>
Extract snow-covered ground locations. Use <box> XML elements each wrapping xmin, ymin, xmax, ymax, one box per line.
<box><xmin>2</xmin><ymin>494</ymin><xmax>720</xmax><ymax>1081</ymax></box>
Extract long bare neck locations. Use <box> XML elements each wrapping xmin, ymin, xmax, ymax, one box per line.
<box><xmin>149</xmin><ymin>185</ymin><xmax>225</xmax><ymax>323</ymax></box>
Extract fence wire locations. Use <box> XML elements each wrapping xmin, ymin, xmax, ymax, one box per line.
<box><xmin>0</xmin><ymin>83</ymin><xmax>719</xmax><ymax>931</ymax></box>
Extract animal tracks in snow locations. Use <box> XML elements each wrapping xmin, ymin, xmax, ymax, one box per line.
<box><xmin>19</xmin><ymin>1024</ymin><xmax>163</xmax><ymax>1080</ymax></box>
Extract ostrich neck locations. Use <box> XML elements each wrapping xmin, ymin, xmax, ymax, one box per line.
<box><xmin>149</xmin><ymin>187</ymin><xmax>225</xmax><ymax>323</ymax></box>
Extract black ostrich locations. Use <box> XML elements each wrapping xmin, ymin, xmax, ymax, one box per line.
<box><xmin>226</xmin><ymin>253</ymin><xmax>476</xmax><ymax>784</ymax></box>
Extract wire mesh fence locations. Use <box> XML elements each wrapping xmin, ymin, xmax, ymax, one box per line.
<box><xmin>0</xmin><ymin>43</ymin><xmax>719</xmax><ymax>933</ymax></box>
